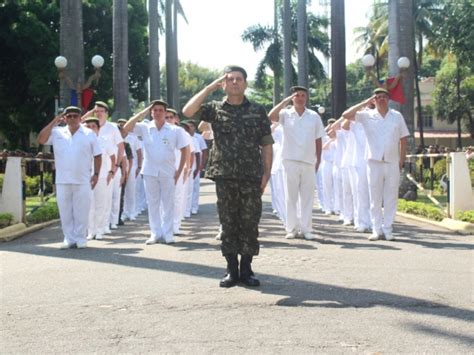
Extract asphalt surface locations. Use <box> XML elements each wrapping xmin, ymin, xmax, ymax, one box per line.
<box><xmin>1</xmin><ymin>179</ymin><xmax>473</xmax><ymax>353</ymax></box>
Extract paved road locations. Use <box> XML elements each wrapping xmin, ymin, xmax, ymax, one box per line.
<box><xmin>1</xmin><ymin>179</ymin><xmax>473</xmax><ymax>353</ymax></box>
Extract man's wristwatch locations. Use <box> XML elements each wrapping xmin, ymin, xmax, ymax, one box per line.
<box><xmin>93</xmin><ymin>172</ymin><xmax>99</xmax><ymax>176</ymax></box>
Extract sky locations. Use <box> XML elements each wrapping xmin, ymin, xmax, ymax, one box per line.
<box><xmin>165</xmin><ymin>0</ymin><xmax>375</xmax><ymax>80</ymax></box>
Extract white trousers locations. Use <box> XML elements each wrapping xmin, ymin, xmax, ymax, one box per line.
<box><xmin>88</xmin><ymin>178</ymin><xmax>113</xmax><ymax>236</ymax></box>
<box><xmin>123</xmin><ymin>168</ymin><xmax>137</xmax><ymax>219</ymax></box>
<box><xmin>349</xmin><ymin>165</ymin><xmax>371</xmax><ymax>229</ymax></box>
<box><xmin>135</xmin><ymin>174</ymin><xmax>146</xmax><ymax>213</ymax></box>
<box><xmin>321</xmin><ymin>161</ymin><xmax>334</xmax><ymax>213</ymax></box>
<box><xmin>367</xmin><ymin>160</ymin><xmax>400</xmax><ymax>235</ymax></box>
<box><xmin>191</xmin><ymin>174</ymin><xmax>201</xmax><ymax>213</ymax></box>
<box><xmin>341</xmin><ymin>167</ymin><xmax>354</xmax><ymax>222</ymax></box>
<box><xmin>315</xmin><ymin>168</ymin><xmax>324</xmax><ymax>209</ymax></box>
<box><xmin>183</xmin><ymin>174</ymin><xmax>194</xmax><ymax>218</ymax></box>
<box><xmin>283</xmin><ymin>160</ymin><xmax>315</xmax><ymax>234</ymax></box>
<box><xmin>56</xmin><ymin>183</ymin><xmax>91</xmax><ymax>245</ymax></box>
<box><xmin>109</xmin><ymin>169</ymin><xmax>122</xmax><ymax>225</ymax></box>
<box><xmin>270</xmin><ymin>169</ymin><xmax>287</xmax><ymax>225</ymax></box>
<box><xmin>333</xmin><ymin>165</ymin><xmax>343</xmax><ymax>214</ymax></box>
<box><xmin>143</xmin><ymin>175</ymin><xmax>175</xmax><ymax>241</ymax></box>
<box><xmin>173</xmin><ymin>173</ymin><xmax>185</xmax><ymax>233</ymax></box>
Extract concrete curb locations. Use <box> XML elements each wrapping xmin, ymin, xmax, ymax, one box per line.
<box><xmin>397</xmin><ymin>212</ymin><xmax>474</xmax><ymax>235</ymax></box>
<box><xmin>0</xmin><ymin>219</ymin><xmax>60</xmax><ymax>242</ymax></box>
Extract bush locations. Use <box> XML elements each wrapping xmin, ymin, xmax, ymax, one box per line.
<box><xmin>0</xmin><ymin>212</ymin><xmax>13</xmax><ymax>228</ymax></box>
<box><xmin>398</xmin><ymin>199</ymin><xmax>446</xmax><ymax>221</ymax></box>
<box><xmin>454</xmin><ymin>210</ymin><xmax>474</xmax><ymax>224</ymax></box>
<box><xmin>27</xmin><ymin>203</ymin><xmax>59</xmax><ymax>224</ymax></box>
<box><xmin>25</xmin><ymin>172</ymin><xmax>54</xmax><ymax>197</ymax></box>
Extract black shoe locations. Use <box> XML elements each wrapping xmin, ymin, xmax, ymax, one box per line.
<box><xmin>240</xmin><ymin>255</ymin><xmax>260</xmax><ymax>287</ymax></box>
<box><xmin>117</xmin><ymin>220</ymin><xmax>125</xmax><ymax>226</ymax></box>
<box><xmin>219</xmin><ymin>254</ymin><xmax>239</xmax><ymax>288</ymax></box>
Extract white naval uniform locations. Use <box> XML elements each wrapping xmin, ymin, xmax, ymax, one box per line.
<box><xmin>184</xmin><ymin>135</ymin><xmax>201</xmax><ymax>218</ymax></box>
<box><xmin>270</xmin><ymin>124</ymin><xmax>286</xmax><ymax>224</ymax></box>
<box><xmin>191</xmin><ymin>132</ymin><xmax>208</xmax><ymax>214</ymax></box>
<box><xmin>279</xmin><ymin>106</ymin><xmax>325</xmax><ymax>234</ymax></box>
<box><xmin>134</xmin><ymin>120</ymin><xmax>188</xmax><ymax>242</ymax></box>
<box><xmin>355</xmin><ymin>108</ymin><xmax>410</xmax><ymax>235</ymax></box>
<box><xmin>320</xmin><ymin>135</ymin><xmax>336</xmax><ymax>214</ymax></box>
<box><xmin>88</xmin><ymin>135</ymin><xmax>115</xmax><ymax>237</ymax></box>
<box><xmin>123</xmin><ymin>133</ymin><xmax>142</xmax><ymax>220</ymax></box>
<box><xmin>348</xmin><ymin>121</ymin><xmax>371</xmax><ymax>230</ymax></box>
<box><xmin>46</xmin><ymin>125</ymin><xmax>102</xmax><ymax>246</ymax></box>
<box><xmin>340</xmin><ymin>129</ymin><xmax>355</xmax><ymax>224</ymax></box>
<box><xmin>173</xmin><ymin>128</ymin><xmax>191</xmax><ymax>234</ymax></box>
<box><xmin>98</xmin><ymin>121</ymin><xmax>124</xmax><ymax>228</ymax></box>
<box><xmin>135</xmin><ymin>138</ymin><xmax>147</xmax><ymax>214</ymax></box>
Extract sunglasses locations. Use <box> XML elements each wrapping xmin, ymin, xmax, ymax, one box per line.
<box><xmin>65</xmin><ymin>114</ymin><xmax>81</xmax><ymax>118</ymax></box>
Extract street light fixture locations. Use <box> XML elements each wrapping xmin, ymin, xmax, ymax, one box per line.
<box><xmin>54</xmin><ymin>54</ymin><xmax>105</xmax><ymax>111</ymax></box>
<box><xmin>362</xmin><ymin>54</ymin><xmax>410</xmax><ymax>96</ymax></box>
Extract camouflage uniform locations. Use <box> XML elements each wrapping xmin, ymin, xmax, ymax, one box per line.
<box><xmin>194</xmin><ymin>97</ymin><xmax>273</xmax><ymax>256</ymax></box>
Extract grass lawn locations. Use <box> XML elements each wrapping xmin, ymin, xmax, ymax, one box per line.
<box><xmin>26</xmin><ymin>196</ymin><xmax>57</xmax><ymax>214</ymax></box>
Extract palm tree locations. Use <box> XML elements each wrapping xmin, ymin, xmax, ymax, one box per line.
<box><xmin>282</xmin><ymin>0</ymin><xmax>292</xmax><ymax>97</ymax></box>
<box><xmin>297</xmin><ymin>0</ymin><xmax>309</xmax><ymax>88</ymax></box>
<box><xmin>331</xmin><ymin>0</ymin><xmax>346</xmax><ymax>118</ymax></box>
<box><xmin>148</xmin><ymin>0</ymin><xmax>161</xmax><ymax>101</ymax></box>
<box><xmin>113</xmin><ymin>0</ymin><xmax>130</xmax><ymax>118</ymax></box>
<box><xmin>59</xmin><ymin>0</ymin><xmax>84</xmax><ymax>108</ymax></box>
<box><xmin>241</xmin><ymin>1</ymin><xmax>329</xmax><ymax>96</ymax></box>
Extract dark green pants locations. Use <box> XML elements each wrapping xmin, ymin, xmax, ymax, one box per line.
<box><xmin>215</xmin><ymin>179</ymin><xmax>261</xmax><ymax>256</ymax></box>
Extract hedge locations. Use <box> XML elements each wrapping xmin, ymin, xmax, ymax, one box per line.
<box><xmin>398</xmin><ymin>199</ymin><xmax>446</xmax><ymax>221</ymax></box>
<box><xmin>27</xmin><ymin>203</ymin><xmax>59</xmax><ymax>224</ymax></box>
<box><xmin>0</xmin><ymin>213</ymin><xmax>14</xmax><ymax>228</ymax></box>
<box><xmin>454</xmin><ymin>210</ymin><xmax>474</xmax><ymax>224</ymax></box>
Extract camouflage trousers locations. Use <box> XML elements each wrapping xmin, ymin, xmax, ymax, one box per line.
<box><xmin>215</xmin><ymin>178</ymin><xmax>262</xmax><ymax>256</ymax></box>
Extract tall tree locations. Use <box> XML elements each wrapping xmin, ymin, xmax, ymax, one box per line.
<box><xmin>330</xmin><ymin>0</ymin><xmax>346</xmax><ymax>118</ymax></box>
<box><xmin>59</xmin><ymin>0</ymin><xmax>84</xmax><ymax>108</ymax></box>
<box><xmin>148</xmin><ymin>0</ymin><xmax>161</xmax><ymax>101</ymax></box>
<box><xmin>296</xmin><ymin>0</ymin><xmax>309</xmax><ymax>88</ymax></box>
<box><xmin>113</xmin><ymin>0</ymin><xmax>130</xmax><ymax>119</ymax></box>
<box><xmin>272</xmin><ymin>0</ymin><xmax>282</xmax><ymax>105</ymax></box>
<box><xmin>388</xmin><ymin>0</ymin><xmax>415</xmax><ymax>150</ymax></box>
<box><xmin>282</xmin><ymin>0</ymin><xmax>292</xmax><ymax>97</ymax></box>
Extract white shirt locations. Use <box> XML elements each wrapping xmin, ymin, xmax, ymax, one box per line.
<box><xmin>355</xmin><ymin>108</ymin><xmax>410</xmax><ymax>163</ymax></box>
<box><xmin>350</xmin><ymin>121</ymin><xmax>368</xmax><ymax>168</ymax></box>
<box><xmin>133</xmin><ymin>120</ymin><xmax>188</xmax><ymax>178</ymax></box>
<box><xmin>97</xmin><ymin>135</ymin><xmax>116</xmax><ymax>179</ymax></box>
<box><xmin>334</xmin><ymin>129</ymin><xmax>347</xmax><ymax>168</ymax></box>
<box><xmin>340</xmin><ymin>129</ymin><xmax>354</xmax><ymax>168</ymax></box>
<box><xmin>279</xmin><ymin>106</ymin><xmax>325</xmax><ymax>165</ymax></box>
<box><xmin>125</xmin><ymin>133</ymin><xmax>141</xmax><ymax>163</ymax></box>
<box><xmin>46</xmin><ymin>125</ymin><xmax>102</xmax><ymax>184</ymax></box>
<box><xmin>99</xmin><ymin>121</ymin><xmax>123</xmax><ymax>157</ymax></box>
<box><xmin>195</xmin><ymin>132</ymin><xmax>208</xmax><ymax>152</ymax></box>
<box><xmin>191</xmin><ymin>135</ymin><xmax>202</xmax><ymax>170</ymax></box>
<box><xmin>321</xmin><ymin>135</ymin><xmax>336</xmax><ymax>163</ymax></box>
<box><xmin>174</xmin><ymin>127</ymin><xmax>191</xmax><ymax>169</ymax></box>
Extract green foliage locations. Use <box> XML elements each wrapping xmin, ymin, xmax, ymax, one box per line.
<box><xmin>398</xmin><ymin>199</ymin><xmax>446</xmax><ymax>221</ymax></box>
<box><xmin>0</xmin><ymin>0</ymin><xmax>149</xmax><ymax>149</ymax></box>
<box><xmin>454</xmin><ymin>210</ymin><xmax>474</xmax><ymax>224</ymax></box>
<box><xmin>0</xmin><ymin>213</ymin><xmax>14</xmax><ymax>228</ymax></box>
<box><xmin>27</xmin><ymin>202</ymin><xmax>59</xmax><ymax>224</ymax></box>
<box><xmin>432</xmin><ymin>158</ymin><xmax>446</xmax><ymax>179</ymax></box>
<box><xmin>0</xmin><ymin>174</ymin><xmax>3</xmax><ymax>190</ymax></box>
<box><xmin>24</xmin><ymin>172</ymin><xmax>53</xmax><ymax>197</ymax></box>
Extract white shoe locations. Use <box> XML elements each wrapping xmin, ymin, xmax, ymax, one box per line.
<box><xmin>145</xmin><ymin>237</ymin><xmax>158</xmax><ymax>245</ymax></box>
<box><xmin>60</xmin><ymin>242</ymin><xmax>76</xmax><ymax>250</ymax></box>
<box><xmin>104</xmin><ymin>228</ymin><xmax>112</xmax><ymax>234</ymax></box>
<box><xmin>77</xmin><ymin>242</ymin><xmax>87</xmax><ymax>249</ymax></box>
<box><xmin>356</xmin><ymin>227</ymin><xmax>369</xmax><ymax>233</ymax></box>
<box><xmin>324</xmin><ymin>211</ymin><xmax>331</xmax><ymax>215</ymax></box>
<box><xmin>129</xmin><ymin>217</ymin><xmax>136</xmax><ymax>221</ymax></box>
<box><xmin>368</xmin><ymin>232</ymin><xmax>380</xmax><ymax>241</ymax></box>
<box><xmin>303</xmin><ymin>232</ymin><xmax>316</xmax><ymax>240</ymax></box>
<box><xmin>191</xmin><ymin>210</ymin><xmax>198</xmax><ymax>215</ymax></box>
<box><xmin>384</xmin><ymin>232</ymin><xmax>395</xmax><ymax>241</ymax></box>
<box><xmin>343</xmin><ymin>220</ymin><xmax>353</xmax><ymax>226</ymax></box>
<box><xmin>285</xmin><ymin>232</ymin><xmax>297</xmax><ymax>239</ymax></box>
<box><xmin>110</xmin><ymin>224</ymin><xmax>118</xmax><ymax>229</ymax></box>
<box><xmin>95</xmin><ymin>234</ymin><xmax>103</xmax><ymax>240</ymax></box>
<box><xmin>86</xmin><ymin>235</ymin><xmax>95</xmax><ymax>240</ymax></box>
<box><xmin>165</xmin><ymin>239</ymin><xmax>176</xmax><ymax>244</ymax></box>
<box><xmin>215</xmin><ymin>231</ymin><xmax>222</xmax><ymax>240</ymax></box>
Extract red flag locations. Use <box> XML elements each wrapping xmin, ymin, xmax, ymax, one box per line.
<box><xmin>81</xmin><ymin>88</ymin><xmax>94</xmax><ymax>111</ymax></box>
<box><xmin>386</xmin><ymin>77</ymin><xmax>405</xmax><ymax>104</ymax></box>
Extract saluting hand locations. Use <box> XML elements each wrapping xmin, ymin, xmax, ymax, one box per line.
<box><xmin>207</xmin><ymin>74</ymin><xmax>226</xmax><ymax>92</ymax></box>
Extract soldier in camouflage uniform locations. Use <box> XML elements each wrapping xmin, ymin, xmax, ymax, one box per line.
<box><xmin>183</xmin><ymin>65</ymin><xmax>273</xmax><ymax>288</ymax></box>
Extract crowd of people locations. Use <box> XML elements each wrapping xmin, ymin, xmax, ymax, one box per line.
<box><xmin>38</xmin><ymin>65</ymin><xmax>412</xmax><ymax>287</ymax></box>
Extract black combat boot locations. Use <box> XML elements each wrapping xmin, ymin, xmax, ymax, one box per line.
<box><xmin>240</xmin><ymin>255</ymin><xmax>260</xmax><ymax>287</ymax></box>
<box><xmin>219</xmin><ymin>254</ymin><xmax>239</xmax><ymax>288</ymax></box>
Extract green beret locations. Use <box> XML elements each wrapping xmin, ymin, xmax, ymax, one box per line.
<box><xmin>64</xmin><ymin>106</ymin><xmax>82</xmax><ymax>115</ymax></box>
<box><xmin>117</xmin><ymin>118</ymin><xmax>127</xmax><ymax>124</ymax></box>
<box><xmin>373</xmin><ymin>87</ymin><xmax>389</xmax><ymax>95</ymax></box>
<box><xmin>95</xmin><ymin>101</ymin><xmax>109</xmax><ymax>111</ymax></box>
<box><xmin>290</xmin><ymin>86</ymin><xmax>308</xmax><ymax>93</ymax></box>
<box><xmin>224</xmin><ymin>65</ymin><xmax>247</xmax><ymax>80</ymax></box>
<box><xmin>150</xmin><ymin>99</ymin><xmax>168</xmax><ymax>109</ymax></box>
<box><xmin>84</xmin><ymin>117</ymin><xmax>99</xmax><ymax>124</ymax></box>
<box><xmin>166</xmin><ymin>108</ymin><xmax>178</xmax><ymax>115</ymax></box>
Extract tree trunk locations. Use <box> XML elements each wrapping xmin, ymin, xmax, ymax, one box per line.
<box><xmin>388</xmin><ymin>0</ymin><xmax>415</xmax><ymax>152</ymax></box>
<box><xmin>414</xmin><ymin>50</ymin><xmax>424</xmax><ymax>148</ymax></box>
<box><xmin>282</xmin><ymin>0</ymin><xmax>292</xmax><ymax>97</ymax></box>
<box><xmin>113</xmin><ymin>0</ymin><xmax>130</xmax><ymax>119</ymax></box>
<box><xmin>165</xmin><ymin>0</ymin><xmax>178</xmax><ymax>109</ymax></box>
<box><xmin>273</xmin><ymin>0</ymin><xmax>281</xmax><ymax>106</ymax></box>
<box><xmin>59</xmin><ymin>0</ymin><xmax>84</xmax><ymax>109</ymax></box>
<box><xmin>296</xmin><ymin>0</ymin><xmax>308</xmax><ymax>89</ymax></box>
<box><xmin>456</xmin><ymin>61</ymin><xmax>462</xmax><ymax>148</ymax></box>
<box><xmin>148</xmin><ymin>0</ymin><xmax>161</xmax><ymax>101</ymax></box>
<box><xmin>172</xmin><ymin>1</ymin><xmax>180</xmax><ymax>111</ymax></box>
<box><xmin>331</xmin><ymin>0</ymin><xmax>346</xmax><ymax>118</ymax></box>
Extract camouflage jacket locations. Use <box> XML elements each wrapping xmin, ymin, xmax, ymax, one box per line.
<box><xmin>195</xmin><ymin>97</ymin><xmax>274</xmax><ymax>181</ymax></box>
